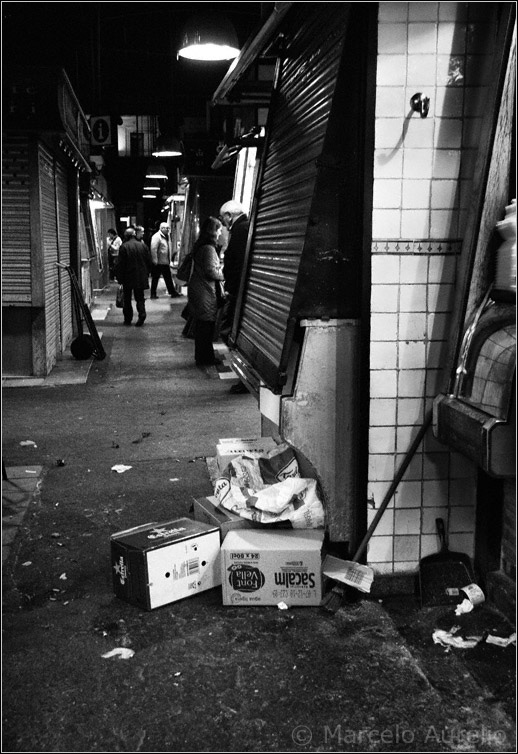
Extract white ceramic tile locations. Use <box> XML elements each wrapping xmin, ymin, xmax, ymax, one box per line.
<box><xmin>435</xmin><ymin>86</ymin><xmax>464</xmax><ymax>117</ymax></box>
<box><xmin>423</xmin><ymin>452</ymin><xmax>450</xmax><ymax>479</ymax></box>
<box><xmin>449</xmin><ymin>452</ymin><xmax>477</xmax><ymax>478</ymax></box>
<box><xmin>369</xmin><ymin>398</ymin><xmax>398</xmax><ymax>426</ymax></box>
<box><xmin>373</xmin><ymin>179</ymin><xmax>402</xmax><ymax>208</ymax></box>
<box><xmin>431</xmin><ymin>179</ymin><xmax>459</xmax><ymax>208</ymax></box>
<box><xmin>401</xmin><ymin>209</ymin><xmax>431</xmax><ymax>238</ymax></box>
<box><xmin>394</xmin><ymin>560</ymin><xmax>419</xmax><ymax>573</ymax></box>
<box><xmin>376</xmin><ymin>87</ymin><xmax>407</xmax><ymax>117</ymax></box>
<box><xmin>394</xmin><ymin>535</ymin><xmax>420</xmax><ymax>561</ymax></box>
<box><xmin>372</xmin><ymin>209</ymin><xmax>401</xmax><ymax>239</ymax></box>
<box><xmin>409</xmin><ymin>3</ymin><xmax>439</xmax><ymax>22</ymax></box>
<box><xmin>425</xmin><ymin>369</ymin><xmax>445</xmax><ymax>399</ymax></box>
<box><xmin>404</xmin><ymin>117</ymin><xmax>435</xmax><ymax>148</ymax></box>
<box><xmin>403</xmin><ymin>149</ymin><xmax>434</xmax><ymax>179</ymax></box>
<box><xmin>374</xmin><ymin>149</ymin><xmax>404</xmax><ymax>178</ymax></box>
<box><xmin>371</xmin><ymin>284</ymin><xmax>399</xmax><ymax>312</ymax></box>
<box><xmin>420</xmin><ymin>534</ymin><xmax>440</xmax><ymax>558</ymax></box>
<box><xmin>399</xmin><ymin>284</ymin><xmax>428</xmax><ymax>312</ymax></box>
<box><xmin>378</xmin><ymin>2</ymin><xmax>408</xmax><ymax>23</ymax></box>
<box><xmin>370</xmin><ymin>562</ymin><xmax>395</xmax><ymax>574</ymax></box>
<box><xmin>408</xmin><ymin>23</ymin><xmax>437</xmax><ymax>54</ymax></box>
<box><xmin>372</xmin><ymin>254</ymin><xmax>400</xmax><ymax>284</ymax></box>
<box><xmin>371</xmin><ymin>341</ymin><xmax>398</xmax><ymax>370</ymax></box>
<box><xmin>436</xmin><ymin>53</ymin><xmax>465</xmax><ymax>87</ymax></box>
<box><xmin>371</xmin><ymin>312</ymin><xmax>398</xmax><ymax>341</ymax></box>
<box><xmin>378</xmin><ymin>23</ymin><xmax>408</xmax><ymax>54</ymax></box>
<box><xmin>435</xmin><ymin>118</ymin><xmax>463</xmax><ymax>149</ymax></box>
<box><xmin>376</xmin><ymin>118</ymin><xmax>407</xmax><ymax>149</ymax></box>
<box><xmin>427</xmin><ymin>311</ymin><xmax>450</xmax><ymax>340</ymax></box>
<box><xmin>428</xmin><ymin>254</ymin><xmax>457</xmax><ymax>283</ymax></box>
<box><xmin>370</xmin><ymin>369</ymin><xmax>398</xmax><ymax>398</ymax></box>
<box><xmin>422</xmin><ymin>507</ymin><xmax>449</xmax><ymax>534</ymax></box>
<box><xmin>422</xmin><ymin>478</ymin><xmax>450</xmax><ymax>507</ymax></box>
<box><xmin>437</xmin><ymin>21</ymin><xmax>466</xmax><ymax>55</ymax></box>
<box><xmin>396</xmin><ymin>451</ymin><xmax>424</xmax><ymax>481</ymax></box>
<box><xmin>407</xmin><ymin>54</ymin><xmax>437</xmax><ymax>86</ymax></box>
<box><xmin>394</xmin><ymin>479</ymin><xmax>423</xmax><ymax>508</ymax></box>
<box><xmin>426</xmin><ymin>340</ymin><xmax>447</xmax><ymax>369</ymax></box>
<box><xmin>377</xmin><ymin>54</ymin><xmax>408</xmax><ymax>86</ymax></box>
<box><xmin>439</xmin><ymin>3</ymin><xmax>466</xmax><ymax>23</ymax></box>
<box><xmin>397</xmin><ymin>397</ymin><xmax>425</xmax><ymax>425</ymax></box>
<box><xmin>428</xmin><ymin>282</ymin><xmax>455</xmax><ymax>312</ymax></box>
<box><xmin>431</xmin><ymin>209</ymin><xmax>457</xmax><ymax>237</ymax></box>
<box><xmin>449</xmin><ymin>505</ymin><xmax>476</xmax><ymax>532</ymax></box>
<box><xmin>399</xmin><ymin>311</ymin><xmax>427</xmax><ymax>340</ymax></box>
<box><xmin>395</xmin><ymin>508</ymin><xmax>421</xmax><ymax>535</ymax></box>
<box><xmin>449</xmin><ymin>476</ymin><xmax>477</xmax><ymax>506</ymax></box>
<box><xmin>397</xmin><ymin>424</ymin><xmax>427</xmax><ymax>455</ymax></box>
<box><xmin>369</xmin><ymin>425</ymin><xmax>397</xmax><ymax>453</ymax></box>
<box><xmin>432</xmin><ymin>149</ymin><xmax>461</xmax><ymax>179</ymax></box>
<box><xmin>367</xmin><ymin>536</ymin><xmax>394</xmax><ymax>562</ymax></box>
<box><xmin>402</xmin><ymin>179</ymin><xmax>431</xmax><ymax>208</ymax></box>
<box><xmin>459</xmin><ymin>147</ymin><xmax>477</xmax><ymax>179</ymax></box>
<box><xmin>399</xmin><ymin>255</ymin><xmax>429</xmax><ymax>284</ymax></box>
<box><xmin>398</xmin><ymin>369</ymin><xmax>426</xmax><ymax>397</ymax></box>
<box><xmin>368</xmin><ymin>507</ymin><xmax>394</xmax><ymax>535</ymax></box>
<box><xmin>368</xmin><ymin>480</ymin><xmax>396</xmax><ymax>506</ymax></box>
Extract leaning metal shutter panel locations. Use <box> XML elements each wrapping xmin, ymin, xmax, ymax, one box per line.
<box><xmin>55</xmin><ymin>161</ymin><xmax>73</xmax><ymax>348</ymax></box>
<box><xmin>2</xmin><ymin>135</ymin><xmax>31</xmax><ymax>303</ymax></box>
<box><xmin>38</xmin><ymin>142</ymin><xmax>60</xmax><ymax>370</ymax></box>
<box><xmin>235</xmin><ymin>4</ymin><xmax>350</xmax><ymax>392</ymax></box>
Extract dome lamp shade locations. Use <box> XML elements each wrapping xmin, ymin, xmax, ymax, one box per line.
<box><xmin>145</xmin><ymin>163</ymin><xmax>168</xmax><ymax>180</ymax></box>
<box><xmin>178</xmin><ymin>15</ymin><xmax>240</xmax><ymax>61</ymax></box>
<box><xmin>152</xmin><ymin>135</ymin><xmax>183</xmax><ymax>158</ymax></box>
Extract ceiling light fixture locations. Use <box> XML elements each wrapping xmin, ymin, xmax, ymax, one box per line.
<box><xmin>143</xmin><ymin>194</ymin><xmax>157</xmax><ymax>199</ymax></box>
<box><xmin>145</xmin><ymin>163</ymin><xmax>168</xmax><ymax>179</ymax></box>
<box><xmin>143</xmin><ymin>184</ymin><xmax>160</xmax><ymax>191</ymax></box>
<box><xmin>178</xmin><ymin>14</ymin><xmax>240</xmax><ymax>61</ymax></box>
<box><xmin>152</xmin><ymin>135</ymin><xmax>183</xmax><ymax>158</ymax></box>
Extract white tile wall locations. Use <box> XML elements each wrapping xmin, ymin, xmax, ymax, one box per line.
<box><xmin>367</xmin><ymin>2</ymin><xmax>493</xmax><ymax>574</ymax></box>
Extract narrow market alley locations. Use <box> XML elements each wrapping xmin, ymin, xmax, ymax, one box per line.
<box><xmin>2</xmin><ymin>282</ymin><xmax>516</xmax><ymax>753</ymax></box>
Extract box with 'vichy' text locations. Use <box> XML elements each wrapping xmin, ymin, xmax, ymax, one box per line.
<box><xmin>111</xmin><ymin>517</ymin><xmax>220</xmax><ymax>610</ymax></box>
<box><xmin>221</xmin><ymin>529</ymin><xmax>324</xmax><ymax>606</ymax></box>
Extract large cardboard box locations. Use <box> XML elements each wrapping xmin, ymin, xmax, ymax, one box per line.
<box><xmin>193</xmin><ymin>496</ymin><xmax>251</xmax><ymax>540</ymax></box>
<box><xmin>111</xmin><ymin>517</ymin><xmax>220</xmax><ymax>610</ymax></box>
<box><xmin>221</xmin><ymin>529</ymin><xmax>324</xmax><ymax>607</ymax></box>
<box><xmin>216</xmin><ymin>436</ymin><xmax>278</xmax><ymax>472</ymax></box>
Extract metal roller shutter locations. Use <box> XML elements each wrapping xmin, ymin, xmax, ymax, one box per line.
<box><xmin>39</xmin><ymin>142</ymin><xmax>60</xmax><ymax>370</ymax></box>
<box><xmin>234</xmin><ymin>4</ymin><xmax>352</xmax><ymax>393</ymax></box>
<box><xmin>55</xmin><ymin>161</ymin><xmax>73</xmax><ymax>348</ymax></box>
<box><xmin>1</xmin><ymin>135</ymin><xmax>31</xmax><ymax>303</ymax></box>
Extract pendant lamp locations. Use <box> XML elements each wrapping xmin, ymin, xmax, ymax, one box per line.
<box><xmin>152</xmin><ymin>135</ymin><xmax>183</xmax><ymax>158</ymax></box>
<box><xmin>145</xmin><ymin>163</ymin><xmax>168</xmax><ymax>180</ymax></box>
<box><xmin>178</xmin><ymin>14</ymin><xmax>240</xmax><ymax>61</ymax></box>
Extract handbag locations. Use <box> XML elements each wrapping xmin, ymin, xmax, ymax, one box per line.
<box><xmin>177</xmin><ymin>252</ymin><xmax>194</xmax><ymax>283</ymax></box>
<box><xmin>115</xmin><ymin>284</ymin><xmax>124</xmax><ymax>308</ymax></box>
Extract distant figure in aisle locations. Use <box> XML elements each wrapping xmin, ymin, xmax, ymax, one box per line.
<box><xmin>187</xmin><ymin>216</ymin><xmax>225</xmax><ymax>367</ymax></box>
<box><xmin>115</xmin><ymin>227</ymin><xmax>150</xmax><ymax>327</ymax></box>
<box><xmin>135</xmin><ymin>225</ymin><xmax>152</xmax><ymax>271</ymax></box>
<box><xmin>219</xmin><ymin>200</ymin><xmax>250</xmax><ymax>393</ymax></box>
<box><xmin>150</xmin><ymin>222</ymin><xmax>180</xmax><ymax>298</ymax></box>
<box><xmin>107</xmin><ymin>228</ymin><xmax>122</xmax><ymax>280</ymax></box>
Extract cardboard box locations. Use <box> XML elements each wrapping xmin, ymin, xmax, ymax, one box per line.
<box><xmin>193</xmin><ymin>496</ymin><xmax>251</xmax><ymax>540</ymax></box>
<box><xmin>216</xmin><ymin>436</ymin><xmax>278</xmax><ymax>472</ymax></box>
<box><xmin>111</xmin><ymin>517</ymin><xmax>221</xmax><ymax>610</ymax></box>
<box><xmin>221</xmin><ymin>529</ymin><xmax>324</xmax><ymax>607</ymax></box>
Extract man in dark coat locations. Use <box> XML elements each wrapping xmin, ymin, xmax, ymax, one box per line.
<box><xmin>115</xmin><ymin>227</ymin><xmax>150</xmax><ymax>326</ymax></box>
<box><xmin>219</xmin><ymin>200</ymin><xmax>250</xmax><ymax>393</ymax></box>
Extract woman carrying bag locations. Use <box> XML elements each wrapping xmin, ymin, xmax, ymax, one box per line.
<box><xmin>187</xmin><ymin>216</ymin><xmax>225</xmax><ymax>367</ymax></box>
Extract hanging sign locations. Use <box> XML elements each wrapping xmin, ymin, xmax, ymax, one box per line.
<box><xmin>90</xmin><ymin>116</ymin><xmax>112</xmax><ymax>146</ymax></box>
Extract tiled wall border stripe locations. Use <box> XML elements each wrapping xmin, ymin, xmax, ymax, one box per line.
<box><xmin>371</xmin><ymin>240</ymin><xmax>462</xmax><ymax>254</ymax></box>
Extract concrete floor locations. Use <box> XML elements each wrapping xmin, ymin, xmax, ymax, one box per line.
<box><xmin>2</xmin><ymin>283</ymin><xmax>516</xmax><ymax>752</ymax></box>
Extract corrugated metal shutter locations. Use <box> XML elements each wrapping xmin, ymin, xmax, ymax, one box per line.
<box><xmin>1</xmin><ymin>135</ymin><xmax>31</xmax><ymax>303</ymax></box>
<box><xmin>55</xmin><ymin>160</ymin><xmax>73</xmax><ymax>347</ymax></box>
<box><xmin>39</xmin><ymin>142</ymin><xmax>60</xmax><ymax>370</ymax></box>
<box><xmin>234</xmin><ymin>4</ymin><xmax>351</xmax><ymax>393</ymax></box>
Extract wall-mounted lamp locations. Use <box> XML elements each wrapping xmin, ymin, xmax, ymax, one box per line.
<box><xmin>145</xmin><ymin>163</ymin><xmax>168</xmax><ymax>179</ymax></box>
<box><xmin>152</xmin><ymin>135</ymin><xmax>183</xmax><ymax>158</ymax></box>
<box><xmin>178</xmin><ymin>14</ymin><xmax>240</xmax><ymax>61</ymax></box>
<box><xmin>410</xmin><ymin>92</ymin><xmax>430</xmax><ymax>118</ymax></box>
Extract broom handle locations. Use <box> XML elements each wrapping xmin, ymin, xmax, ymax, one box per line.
<box><xmin>352</xmin><ymin>409</ymin><xmax>433</xmax><ymax>563</ymax></box>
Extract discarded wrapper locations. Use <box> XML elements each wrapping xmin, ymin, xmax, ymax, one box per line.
<box><xmin>321</xmin><ymin>554</ymin><xmax>374</xmax><ymax>594</ymax></box>
<box><xmin>486</xmin><ymin>633</ymin><xmax>516</xmax><ymax>648</ymax></box>
<box><xmin>111</xmin><ymin>464</ymin><xmax>132</xmax><ymax>474</ymax></box>
<box><xmin>432</xmin><ymin>629</ymin><xmax>481</xmax><ymax>650</ymax></box>
<box><xmin>102</xmin><ymin>647</ymin><xmax>135</xmax><ymax>660</ymax></box>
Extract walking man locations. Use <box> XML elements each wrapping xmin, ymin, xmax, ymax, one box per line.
<box><xmin>115</xmin><ymin>227</ymin><xmax>150</xmax><ymax>326</ymax></box>
<box><xmin>150</xmin><ymin>222</ymin><xmax>179</xmax><ymax>298</ymax></box>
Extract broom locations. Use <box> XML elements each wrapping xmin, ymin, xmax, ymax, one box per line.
<box><xmin>320</xmin><ymin>410</ymin><xmax>433</xmax><ymax>613</ymax></box>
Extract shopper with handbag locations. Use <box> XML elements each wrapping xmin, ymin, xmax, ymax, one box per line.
<box><xmin>187</xmin><ymin>216</ymin><xmax>225</xmax><ymax>366</ymax></box>
<box><xmin>114</xmin><ymin>227</ymin><xmax>150</xmax><ymax>327</ymax></box>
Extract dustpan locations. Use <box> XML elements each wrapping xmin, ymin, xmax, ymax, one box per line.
<box><xmin>419</xmin><ymin>518</ymin><xmax>475</xmax><ymax>607</ymax></box>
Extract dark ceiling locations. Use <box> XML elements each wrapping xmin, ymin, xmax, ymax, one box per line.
<box><xmin>2</xmin><ymin>2</ymin><xmax>266</xmax><ymax>118</ymax></box>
